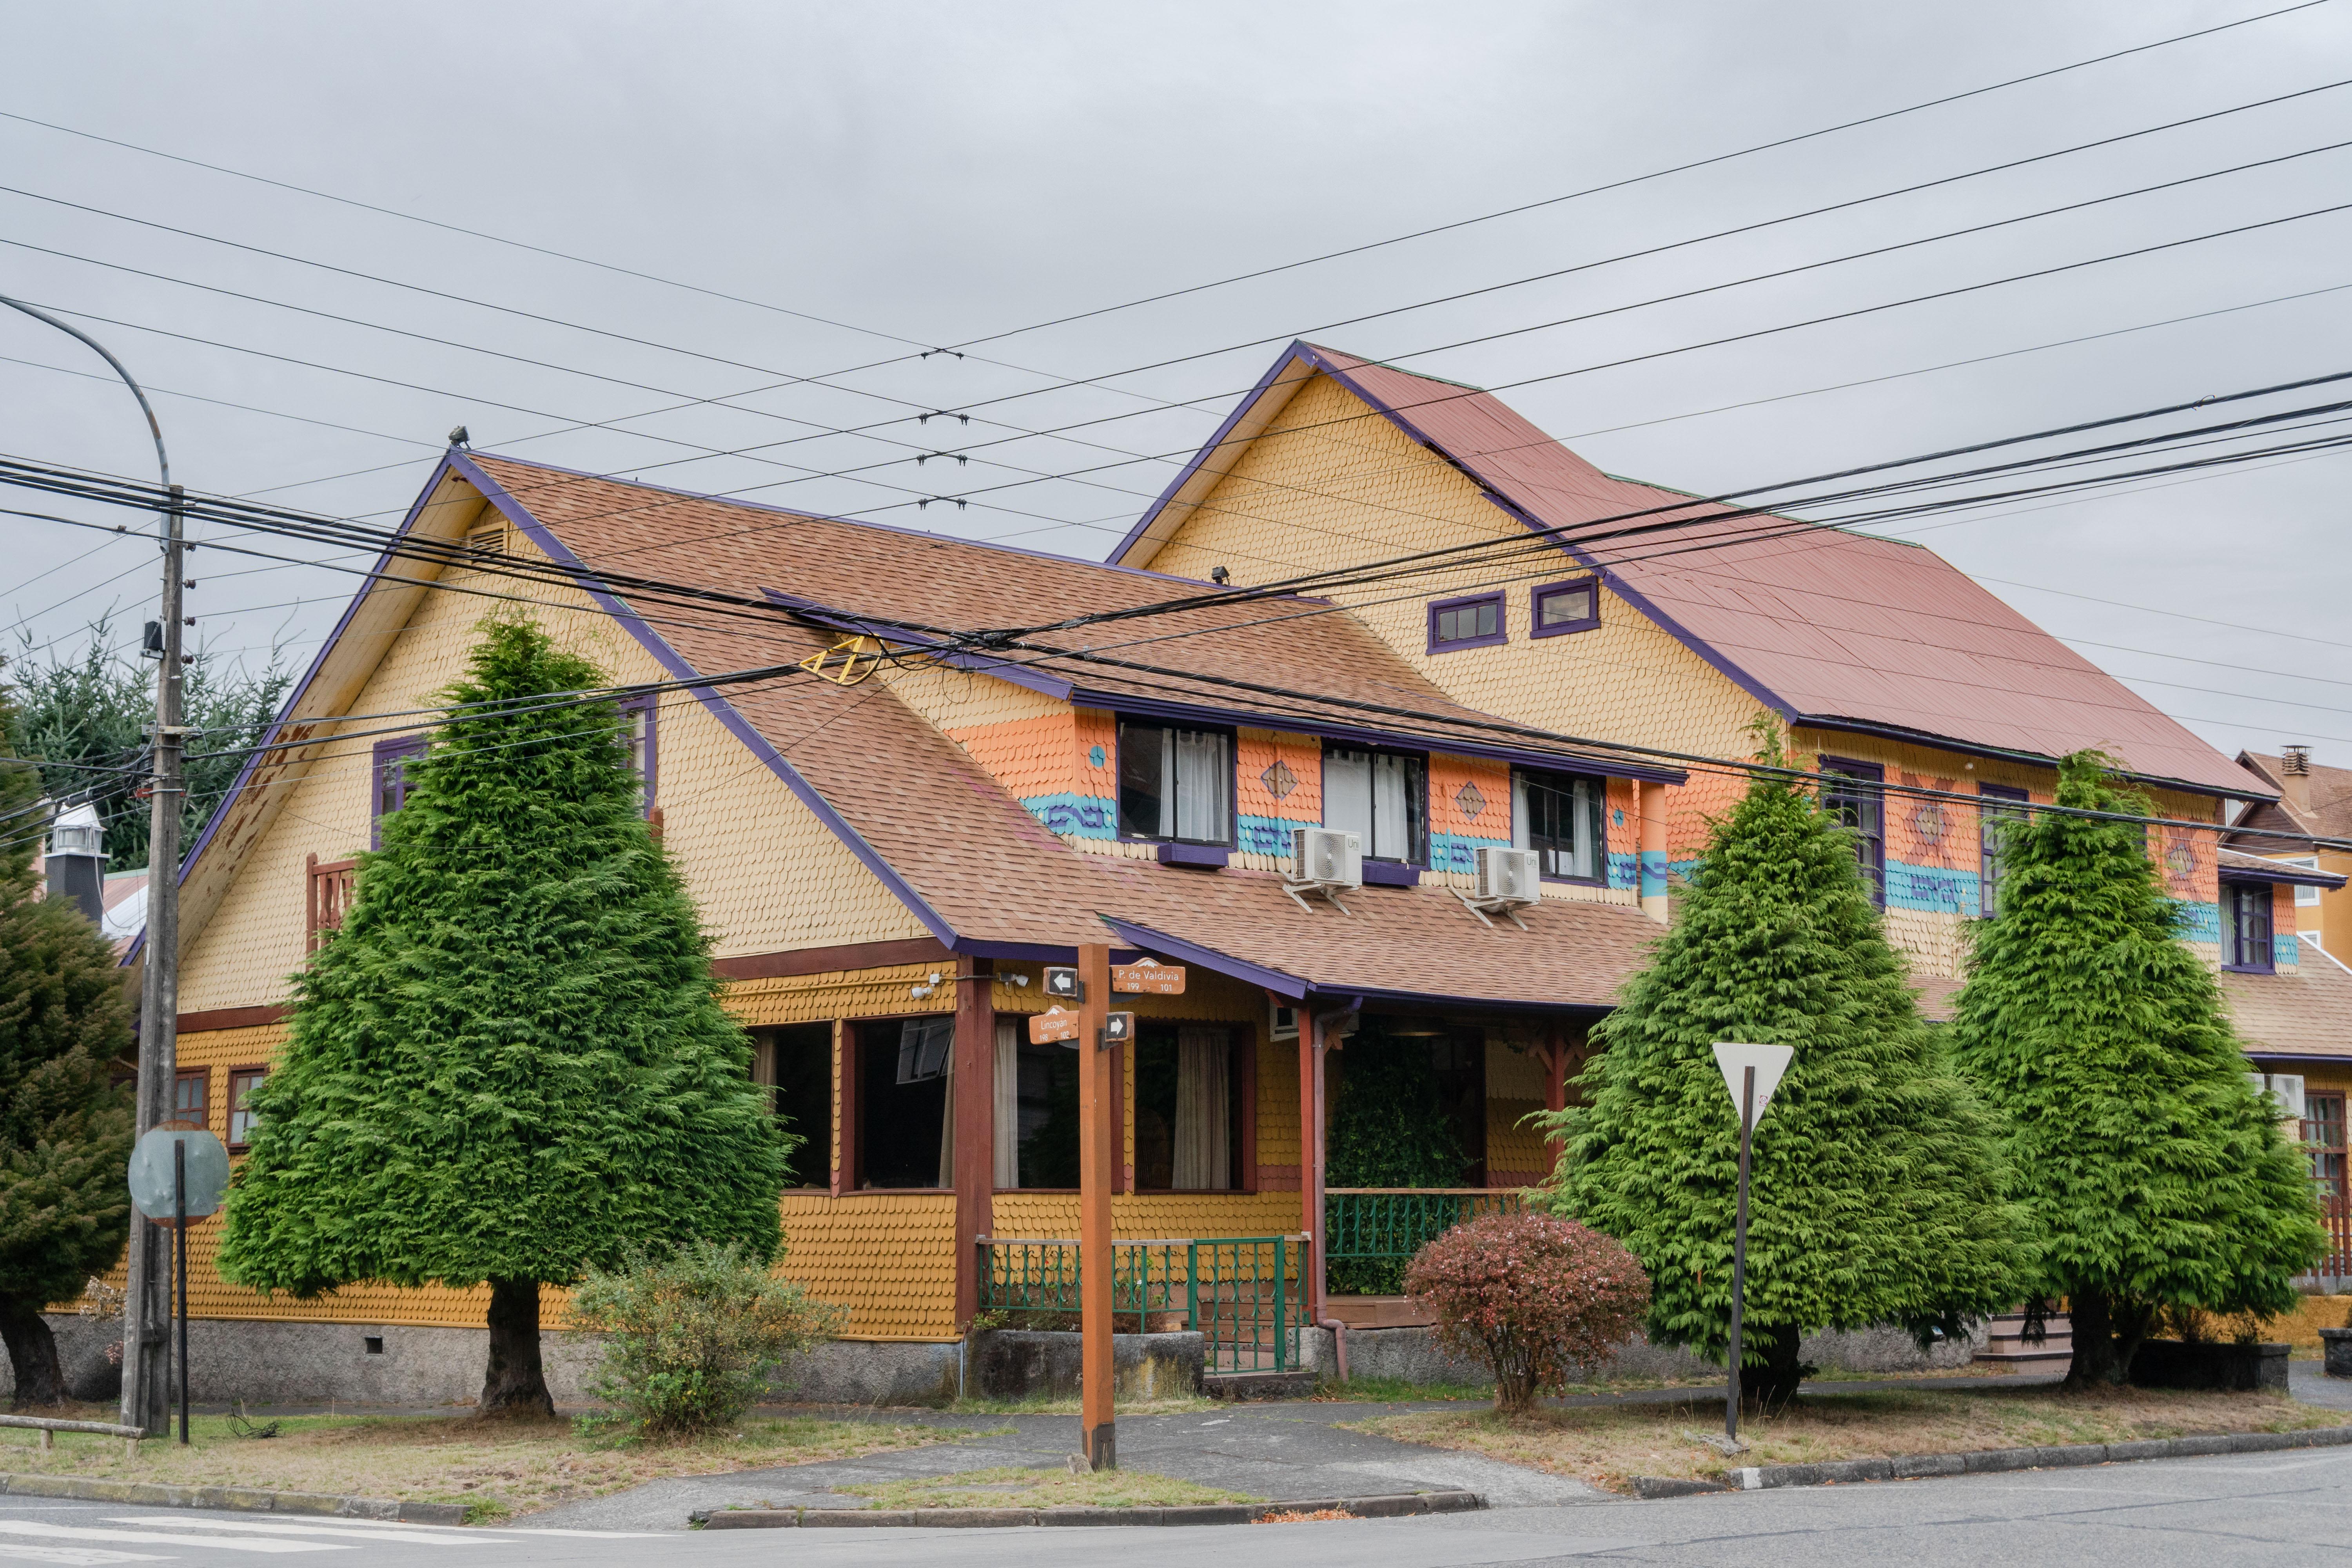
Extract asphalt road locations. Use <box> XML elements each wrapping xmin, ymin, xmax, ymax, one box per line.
<box><xmin>7</xmin><ymin>1443</ymin><xmax>2348</xmax><ymax>1567</ymax></box>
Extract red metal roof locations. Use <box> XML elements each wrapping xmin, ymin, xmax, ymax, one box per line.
<box><xmin>1124</xmin><ymin>342</ymin><xmax>2256</xmax><ymax>799</ymax></box>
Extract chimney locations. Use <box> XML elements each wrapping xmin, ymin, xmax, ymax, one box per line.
<box><xmin>2281</xmin><ymin>746</ymin><xmax>2312</xmax><ymax>815</ymax></box>
<box><xmin>42</xmin><ymin>802</ymin><xmax>107</xmax><ymax>927</ymax></box>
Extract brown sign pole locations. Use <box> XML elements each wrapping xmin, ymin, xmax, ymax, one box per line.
<box><xmin>1078</xmin><ymin>941</ymin><xmax>1116</xmax><ymax>1470</ymax></box>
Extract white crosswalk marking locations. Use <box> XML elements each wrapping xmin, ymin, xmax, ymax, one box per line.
<box><xmin>0</xmin><ymin>1522</ymin><xmax>346</xmax><ymax>1553</ymax></box>
<box><xmin>106</xmin><ymin>1520</ymin><xmax>488</xmax><ymax>1548</ymax></box>
<box><xmin>0</xmin><ymin>1547</ymin><xmax>170</xmax><ymax>1566</ymax></box>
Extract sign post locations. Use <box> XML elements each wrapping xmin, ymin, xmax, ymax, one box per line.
<box><xmin>1075</xmin><ymin>943</ymin><xmax>1115</xmax><ymax>1470</ymax></box>
<box><xmin>1710</xmin><ymin>1042</ymin><xmax>1792</xmax><ymax>1446</ymax></box>
<box><xmin>127</xmin><ymin>1124</ymin><xmax>229</xmax><ymax>1447</ymax></box>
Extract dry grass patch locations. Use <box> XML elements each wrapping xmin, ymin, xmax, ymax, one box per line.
<box><xmin>1354</xmin><ymin>1384</ymin><xmax>2342</xmax><ymax>1494</ymax></box>
<box><xmin>839</xmin><ymin>1465</ymin><xmax>1255</xmax><ymax>1510</ymax></box>
<box><xmin>0</xmin><ymin>1406</ymin><xmax>974</xmax><ymax>1523</ymax></box>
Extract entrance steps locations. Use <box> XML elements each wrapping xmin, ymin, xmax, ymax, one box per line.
<box><xmin>1975</xmin><ymin>1310</ymin><xmax>2074</xmax><ymax>1370</ymax></box>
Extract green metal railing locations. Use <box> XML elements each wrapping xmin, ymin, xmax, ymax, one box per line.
<box><xmin>976</xmin><ymin>1236</ymin><xmax>1308</xmax><ymax>1374</ymax></box>
<box><xmin>1323</xmin><ymin>1188</ymin><xmax>1524</xmax><ymax>1296</ymax></box>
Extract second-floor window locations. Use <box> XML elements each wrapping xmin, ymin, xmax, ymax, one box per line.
<box><xmin>1820</xmin><ymin>759</ymin><xmax>1887</xmax><ymax>908</ymax></box>
<box><xmin>1323</xmin><ymin>746</ymin><xmax>1426</xmax><ymax>864</ymax></box>
<box><xmin>1118</xmin><ymin>720</ymin><xmax>1231</xmax><ymax>844</ymax></box>
<box><xmin>1978</xmin><ymin>783</ymin><xmax>2029</xmax><ymax>918</ymax></box>
<box><xmin>1512</xmin><ymin>768</ymin><xmax>1603</xmax><ymax>882</ymax></box>
<box><xmin>1531</xmin><ymin>577</ymin><xmax>1600</xmax><ymax>637</ymax></box>
<box><xmin>1427</xmin><ymin>592</ymin><xmax>1506</xmax><ymax>652</ymax></box>
<box><xmin>227</xmin><ymin>1067</ymin><xmax>267</xmax><ymax>1149</ymax></box>
<box><xmin>371</xmin><ymin>735</ymin><xmax>427</xmax><ymax>848</ymax></box>
<box><xmin>2282</xmin><ymin>855</ymin><xmax>2324</xmax><ymax>908</ymax></box>
<box><xmin>620</xmin><ymin>694</ymin><xmax>657</xmax><ymax>813</ymax></box>
<box><xmin>2225</xmin><ymin>882</ymin><xmax>2275</xmax><ymax>973</ymax></box>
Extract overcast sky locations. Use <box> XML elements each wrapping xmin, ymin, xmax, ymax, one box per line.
<box><xmin>5</xmin><ymin>0</ymin><xmax>2350</xmax><ymax>780</ymax></box>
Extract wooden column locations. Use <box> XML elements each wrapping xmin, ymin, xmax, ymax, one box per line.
<box><xmin>1077</xmin><ymin>942</ymin><xmax>1115</xmax><ymax>1470</ymax></box>
<box><xmin>1540</xmin><ymin>1029</ymin><xmax>1571</xmax><ymax>1171</ymax></box>
<box><xmin>951</xmin><ymin>956</ymin><xmax>995</xmax><ymax>1329</ymax></box>
<box><xmin>1301</xmin><ymin>1011</ymin><xmax>1327</xmax><ymax>1328</ymax></box>
<box><xmin>830</xmin><ymin>1019</ymin><xmax>855</xmax><ymax>1198</ymax></box>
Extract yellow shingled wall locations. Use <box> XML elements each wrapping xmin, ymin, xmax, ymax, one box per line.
<box><xmin>991</xmin><ymin>1192</ymin><xmax>1304</xmax><ymax>1240</ymax></box>
<box><xmin>1143</xmin><ymin>372</ymin><xmax>1768</xmax><ymax>773</ymax></box>
<box><xmin>1483</xmin><ymin>1039</ymin><xmax>1552</xmax><ymax>1187</ymax></box>
<box><xmin>177</xmin><ymin>532</ymin><xmax>931</xmax><ymax>1018</ymax></box>
<box><xmin>779</xmin><ymin>1193</ymin><xmax>957</xmax><ymax>1340</ymax></box>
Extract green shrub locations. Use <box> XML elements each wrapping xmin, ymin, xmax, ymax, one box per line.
<box><xmin>568</xmin><ymin>1242</ymin><xmax>840</xmax><ymax>1438</ymax></box>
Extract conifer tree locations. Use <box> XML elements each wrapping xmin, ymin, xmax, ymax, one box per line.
<box><xmin>1951</xmin><ymin>751</ymin><xmax>2321</xmax><ymax>1386</ymax></box>
<box><xmin>220</xmin><ymin>620</ymin><xmax>790</xmax><ymax>1416</ymax></box>
<box><xmin>1539</xmin><ymin>727</ymin><xmax>2019</xmax><ymax>1404</ymax></box>
<box><xmin>0</xmin><ymin>685</ymin><xmax>135</xmax><ymax>1407</ymax></box>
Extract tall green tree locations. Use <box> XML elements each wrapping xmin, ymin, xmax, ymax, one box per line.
<box><xmin>0</xmin><ymin>682</ymin><xmax>135</xmax><ymax>1407</ymax></box>
<box><xmin>219</xmin><ymin>619</ymin><xmax>790</xmax><ymax>1416</ymax></box>
<box><xmin>1539</xmin><ymin>728</ymin><xmax>2019</xmax><ymax>1404</ymax></box>
<box><xmin>1951</xmin><ymin>751</ymin><xmax>2321</xmax><ymax>1386</ymax></box>
<box><xmin>10</xmin><ymin>620</ymin><xmax>290</xmax><ymax>869</ymax></box>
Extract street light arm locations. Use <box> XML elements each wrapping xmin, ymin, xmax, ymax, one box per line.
<box><xmin>0</xmin><ymin>294</ymin><xmax>169</xmax><ymax>490</ymax></box>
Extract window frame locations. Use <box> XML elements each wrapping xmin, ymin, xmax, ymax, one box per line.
<box><xmin>848</xmin><ymin>1015</ymin><xmax>953</xmax><ymax>1192</ymax></box>
<box><xmin>1511</xmin><ymin>766</ymin><xmax>1609</xmax><ymax>886</ymax></box>
<box><xmin>2283</xmin><ymin>853</ymin><xmax>2324</xmax><ymax>909</ymax></box>
<box><xmin>1425</xmin><ymin>591</ymin><xmax>1508</xmax><ymax>653</ymax></box>
<box><xmin>171</xmin><ymin>1067</ymin><xmax>209</xmax><ymax>1131</ymax></box>
<box><xmin>619</xmin><ymin>693</ymin><xmax>657</xmax><ymax>815</ymax></box>
<box><xmin>2306</xmin><ymin>1091</ymin><xmax>2348</xmax><ymax>1203</ymax></box>
<box><xmin>1130</xmin><ymin>1023</ymin><xmax>1251</xmax><ymax>1194</ymax></box>
<box><xmin>1529</xmin><ymin>576</ymin><xmax>1602</xmax><ymax>639</ymax></box>
<box><xmin>1319</xmin><ymin>742</ymin><xmax>1428</xmax><ymax>867</ymax></box>
<box><xmin>2223</xmin><ymin>880</ymin><xmax>2277</xmax><ymax>973</ymax></box>
<box><xmin>370</xmin><ymin>735</ymin><xmax>428</xmax><ymax>849</ymax></box>
<box><xmin>226</xmin><ymin>1065</ymin><xmax>267</xmax><ymax>1151</ymax></box>
<box><xmin>1114</xmin><ymin>718</ymin><xmax>1237</xmax><ymax>848</ymax></box>
<box><xmin>1976</xmin><ymin>782</ymin><xmax>2029</xmax><ymax>918</ymax></box>
<box><xmin>1819</xmin><ymin>757</ymin><xmax>1888</xmax><ymax>909</ymax></box>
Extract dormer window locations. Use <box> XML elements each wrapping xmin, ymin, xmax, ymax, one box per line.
<box><xmin>1322</xmin><ymin>745</ymin><xmax>1426</xmax><ymax>864</ymax></box>
<box><xmin>1117</xmin><ymin>720</ymin><xmax>1232</xmax><ymax>845</ymax></box>
<box><xmin>2224</xmin><ymin>882</ymin><xmax>2275</xmax><ymax>973</ymax></box>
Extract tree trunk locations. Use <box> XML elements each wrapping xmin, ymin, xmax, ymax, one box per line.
<box><xmin>478</xmin><ymin>1278</ymin><xmax>554</xmax><ymax>1418</ymax></box>
<box><xmin>2065</xmin><ymin>1289</ymin><xmax>2131</xmax><ymax>1388</ymax></box>
<box><xmin>1742</xmin><ymin>1322</ymin><xmax>1809</xmax><ymax>1411</ymax></box>
<box><xmin>0</xmin><ymin>1304</ymin><xmax>67</xmax><ymax>1410</ymax></box>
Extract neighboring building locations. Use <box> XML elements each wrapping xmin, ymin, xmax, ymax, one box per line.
<box><xmin>125</xmin><ymin>342</ymin><xmax>2350</xmax><ymax>1390</ymax></box>
<box><xmin>2229</xmin><ymin>748</ymin><xmax>2352</xmax><ymax>957</ymax></box>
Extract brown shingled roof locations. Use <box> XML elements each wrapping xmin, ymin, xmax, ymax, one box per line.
<box><xmin>468</xmin><ymin>454</ymin><xmax>1665</xmax><ymax>1008</ymax></box>
<box><xmin>2233</xmin><ymin>751</ymin><xmax>2352</xmax><ymax>844</ymax></box>
<box><xmin>1121</xmin><ymin>343</ymin><xmax>2256</xmax><ymax>798</ymax></box>
<box><xmin>2222</xmin><ymin>949</ymin><xmax>2352</xmax><ymax>1060</ymax></box>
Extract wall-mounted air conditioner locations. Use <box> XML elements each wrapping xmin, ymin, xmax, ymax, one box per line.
<box><xmin>1284</xmin><ymin>826</ymin><xmax>1362</xmax><ymax>913</ymax></box>
<box><xmin>1455</xmin><ymin>845</ymin><xmax>1542</xmax><ymax>930</ymax></box>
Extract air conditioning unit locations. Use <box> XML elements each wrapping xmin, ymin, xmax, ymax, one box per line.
<box><xmin>1475</xmin><ymin>846</ymin><xmax>1541</xmax><ymax>904</ymax></box>
<box><xmin>1455</xmin><ymin>845</ymin><xmax>1542</xmax><ymax>931</ymax></box>
<box><xmin>1283</xmin><ymin>826</ymin><xmax>1362</xmax><ymax>913</ymax></box>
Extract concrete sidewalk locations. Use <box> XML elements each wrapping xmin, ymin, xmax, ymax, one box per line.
<box><xmin>523</xmin><ymin>1369</ymin><xmax>2057</xmax><ymax>1531</ymax></box>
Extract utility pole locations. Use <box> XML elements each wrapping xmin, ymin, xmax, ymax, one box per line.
<box><xmin>1</xmin><ymin>296</ymin><xmax>178</xmax><ymax>1437</ymax></box>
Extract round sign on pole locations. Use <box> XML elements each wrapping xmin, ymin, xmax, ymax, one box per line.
<box><xmin>128</xmin><ymin>1126</ymin><xmax>230</xmax><ymax>1226</ymax></box>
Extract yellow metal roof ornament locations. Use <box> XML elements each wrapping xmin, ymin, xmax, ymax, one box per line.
<box><xmin>798</xmin><ymin>634</ymin><xmax>885</xmax><ymax>687</ymax></box>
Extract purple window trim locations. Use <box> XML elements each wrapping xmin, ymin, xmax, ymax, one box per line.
<box><xmin>1977</xmin><ymin>781</ymin><xmax>2029</xmax><ymax>918</ymax></box>
<box><xmin>1426</xmin><ymin>592</ymin><xmax>1508</xmax><ymax>654</ymax></box>
<box><xmin>619</xmin><ymin>693</ymin><xmax>657</xmax><ymax>815</ymax></box>
<box><xmin>370</xmin><ymin>735</ymin><xmax>427</xmax><ymax>850</ymax></box>
<box><xmin>1529</xmin><ymin>576</ymin><xmax>1601</xmax><ymax>639</ymax></box>
<box><xmin>1321</xmin><ymin>741</ymin><xmax>1430</xmax><ymax>869</ymax></box>
<box><xmin>1114</xmin><ymin>718</ymin><xmax>1238</xmax><ymax>848</ymax></box>
<box><xmin>1820</xmin><ymin>757</ymin><xmax>1887</xmax><ymax>910</ymax></box>
<box><xmin>1515</xmin><ymin>766</ymin><xmax>1608</xmax><ymax>887</ymax></box>
<box><xmin>2223</xmin><ymin>882</ymin><xmax>2275</xmax><ymax>973</ymax></box>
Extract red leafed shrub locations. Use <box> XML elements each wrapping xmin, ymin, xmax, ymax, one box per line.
<box><xmin>1404</xmin><ymin>1210</ymin><xmax>1651</xmax><ymax>1412</ymax></box>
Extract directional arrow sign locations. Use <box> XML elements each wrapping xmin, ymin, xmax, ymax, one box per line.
<box><xmin>1111</xmin><ymin>958</ymin><xmax>1186</xmax><ymax>995</ymax></box>
<box><xmin>1029</xmin><ymin>1006</ymin><xmax>1082</xmax><ymax>1045</ymax></box>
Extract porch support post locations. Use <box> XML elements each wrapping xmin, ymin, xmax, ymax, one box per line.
<box><xmin>952</xmin><ymin>955</ymin><xmax>995</xmax><ymax>1329</ymax></box>
<box><xmin>1299</xmin><ymin>1008</ymin><xmax>1320</xmax><ymax>1323</ymax></box>
<box><xmin>1541</xmin><ymin>1029</ymin><xmax>1570</xmax><ymax>1170</ymax></box>
<box><xmin>1639</xmin><ymin>780</ymin><xmax>1671</xmax><ymax>924</ymax></box>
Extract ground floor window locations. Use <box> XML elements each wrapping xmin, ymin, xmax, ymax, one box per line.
<box><xmin>854</xmin><ymin>1016</ymin><xmax>952</xmax><ymax>1189</ymax></box>
<box><xmin>752</xmin><ymin>1024</ymin><xmax>833</xmax><ymax>1188</ymax></box>
<box><xmin>2308</xmin><ymin>1092</ymin><xmax>2347</xmax><ymax>1202</ymax></box>
<box><xmin>226</xmin><ymin>1067</ymin><xmax>267</xmax><ymax>1150</ymax></box>
<box><xmin>1133</xmin><ymin>1024</ymin><xmax>1244</xmax><ymax>1191</ymax></box>
<box><xmin>995</xmin><ymin>1018</ymin><xmax>1082</xmax><ymax>1189</ymax></box>
<box><xmin>1326</xmin><ymin>1018</ymin><xmax>1486</xmax><ymax>1188</ymax></box>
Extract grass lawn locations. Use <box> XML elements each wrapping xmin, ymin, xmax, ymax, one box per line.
<box><xmin>836</xmin><ymin>1465</ymin><xmax>1256</xmax><ymax>1510</ymax></box>
<box><xmin>0</xmin><ymin>1407</ymin><xmax>985</xmax><ymax>1523</ymax></box>
<box><xmin>1354</xmin><ymin>1383</ymin><xmax>2343</xmax><ymax>1494</ymax></box>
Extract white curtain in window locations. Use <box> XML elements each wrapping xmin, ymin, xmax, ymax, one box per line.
<box><xmin>1172</xmin><ymin>1026</ymin><xmax>1231</xmax><ymax>1191</ymax></box>
<box><xmin>1372</xmin><ymin>754</ymin><xmax>1410</xmax><ymax>860</ymax></box>
<box><xmin>935</xmin><ymin>1034</ymin><xmax>956</xmax><ymax>1190</ymax></box>
<box><xmin>1325</xmin><ymin>749</ymin><xmax>1371</xmax><ymax>844</ymax></box>
<box><xmin>993</xmin><ymin>1019</ymin><xmax>1020</xmax><ymax>1189</ymax></box>
<box><xmin>1568</xmin><ymin>777</ymin><xmax>1594</xmax><ymax>878</ymax></box>
<box><xmin>1172</xmin><ymin>730</ymin><xmax>1227</xmax><ymax>842</ymax></box>
<box><xmin>1511</xmin><ymin>771</ymin><xmax>1530</xmax><ymax>849</ymax></box>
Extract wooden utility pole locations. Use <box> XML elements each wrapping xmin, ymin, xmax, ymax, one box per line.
<box><xmin>1077</xmin><ymin>942</ymin><xmax>1115</xmax><ymax>1470</ymax></box>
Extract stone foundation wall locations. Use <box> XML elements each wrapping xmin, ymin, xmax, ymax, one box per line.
<box><xmin>1324</xmin><ymin>1320</ymin><xmax>1984</xmax><ymax>1387</ymax></box>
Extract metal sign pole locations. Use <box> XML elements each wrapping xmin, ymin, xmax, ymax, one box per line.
<box><xmin>1726</xmin><ymin>1065</ymin><xmax>1753</xmax><ymax>1444</ymax></box>
<box><xmin>173</xmin><ymin>1140</ymin><xmax>188</xmax><ymax>1446</ymax></box>
<box><xmin>1077</xmin><ymin>942</ymin><xmax>1114</xmax><ymax>1471</ymax></box>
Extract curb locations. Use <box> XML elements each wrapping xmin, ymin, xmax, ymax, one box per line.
<box><xmin>696</xmin><ymin>1489</ymin><xmax>1484</xmax><ymax>1528</ymax></box>
<box><xmin>0</xmin><ymin>1472</ymin><xmax>468</xmax><ymax>1526</ymax></box>
<box><xmin>1630</xmin><ymin>1423</ymin><xmax>2352</xmax><ymax>1499</ymax></box>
